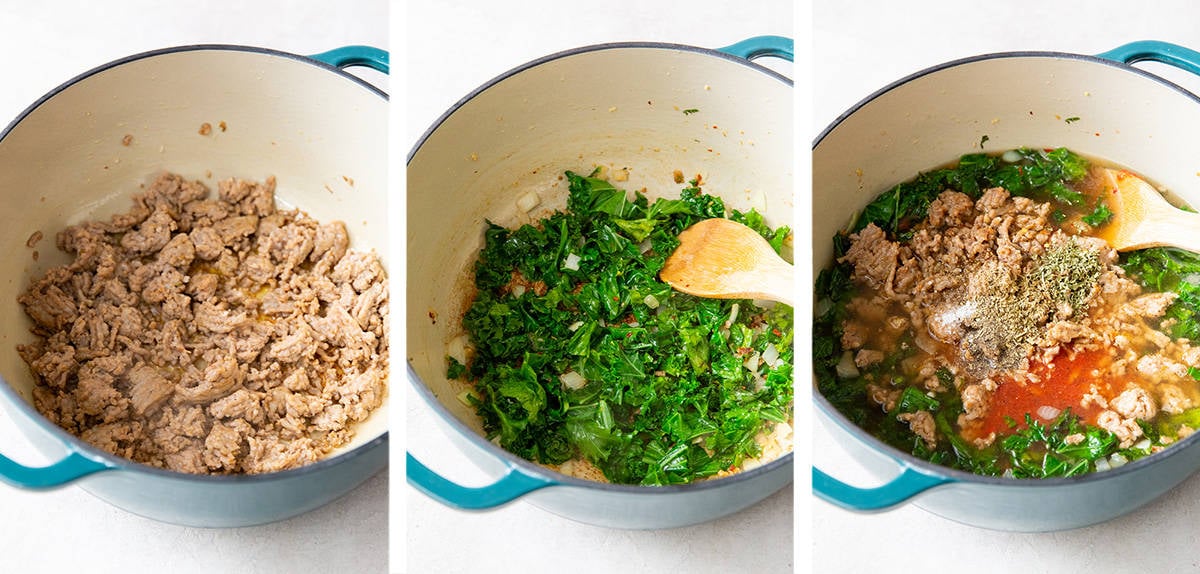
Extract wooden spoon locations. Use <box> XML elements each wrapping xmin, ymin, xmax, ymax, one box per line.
<box><xmin>660</xmin><ymin>218</ymin><xmax>794</xmax><ymax>306</ymax></box>
<box><xmin>1097</xmin><ymin>167</ymin><xmax>1200</xmax><ymax>253</ymax></box>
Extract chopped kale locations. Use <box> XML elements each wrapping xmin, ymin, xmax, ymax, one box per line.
<box><xmin>1082</xmin><ymin>199</ymin><xmax>1113</xmax><ymax>227</ymax></box>
<box><xmin>461</xmin><ymin>169</ymin><xmax>793</xmax><ymax>485</ymax></box>
<box><xmin>1121</xmin><ymin>247</ymin><xmax>1200</xmax><ymax>340</ymax></box>
<box><xmin>446</xmin><ymin>356</ymin><xmax>468</xmax><ymax>380</ymax></box>
<box><xmin>816</xmin><ymin>146</ymin><xmax>1190</xmax><ymax>479</ymax></box>
<box><xmin>852</xmin><ymin>147</ymin><xmax>1091</xmax><ymax>237</ymax></box>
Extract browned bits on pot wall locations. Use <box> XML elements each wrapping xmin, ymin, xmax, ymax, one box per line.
<box><xmin>199</xmin><ymin>122</ymin><xmax>212</xmax><ymax>136</ymax></box>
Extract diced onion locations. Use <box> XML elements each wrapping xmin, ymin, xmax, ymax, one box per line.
<box><xmin>512</xmin><ymin>285</ymin><xmax>526</xmax><ymax>297</ymax></box>
<box><xmin>446</xmin><ymin>334</ymin><xmax>471</xmax><ymax>364</ymax></box>
<box><xmin>914</xmin><ymin>332</ymin><xmax>939</xmax><ymax>354</ymax></box>
<box><xmin>1109</xmin><ymin>453</ymin><xmax>1128</xmax><ymax>468</ymax></box>
<box><xmin>1036</xmin><ymin>405</ymin><xmax>1060</xmax><ymax>420</ymax></box>
<box><xmin>815</xmin><ymin>298</ymin><xmax>833</xmax><ymax>317</ymax></box>
<box><xmin>456</xmin><ymin>390</ymin><xmax>477</xmax><ymax>407</ymax></box>
<box><xmin>644</xmin><ymin>294</ymin><xmax>660</xmax><ymax>309</ymax></box>
<box><xmin>568</xmin><ymin>321</ymin><xmax>584</xmax><ymax>331</ymax></box>
<box><xmin>1094</xmin><ymin>458</ymin><xmax>1112</xmax><ymax>472</ymax></box>
<box><xmin>638</xmin><ymin>238</ymin><xmax>653</xmax><ymax>254</ymax></box>
<box><xmin>563</xmin><ymin>252</ymin><xmax>581</xmax><ymax>270</ymax></box>
<box><xmin>762</xmin><ymin>343</ymin><xmax>780</xmax><ymax>368</ymax></box>
<box><xmin>743</xmin><ymin>351</ymin><xmax>761</xmax><ymax>372</ymax></box>
<box><xmin>835</xmin><ymin>351</ymin><xmax>859</xmax><ymax>379</ymax></box>
<box><xmin>725</xmin><ymin>303</ymin><xmax>740</xmax><ymax>329</ymax></box>
<box><xmin>559</xmin><ymin>370</ymin><xmax>587</xmax><ymax>390</ymax></box>
<box><xmin>516</xmin><ymin>191</ymin><xmax>540</xmax><ymax>212</ymax></box>
<box><xmin>1002</xmin><ymin>149</ymin><xmax>1022</xmax><ymax>163</ymax></box>
<box><xmin>1133</xmin><ymin>439</ymin><xmax>1151</xmax><ymax>450</ymax></box>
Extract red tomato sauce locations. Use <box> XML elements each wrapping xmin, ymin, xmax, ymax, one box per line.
<box><xmin>964</xmin><ymin>348</ymin><xmax>1120</xmax><ymax>440</ymax></box>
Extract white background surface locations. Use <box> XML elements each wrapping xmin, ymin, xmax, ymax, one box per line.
<box><xmin>0</xmin><ymin>2</ymin><xmax>388</xmax><ymax>573</ymax></box>
<box><xmin>403</xmin><ymin>1</ymin><xmax>796</xmax><ymax>573</ymax></box>
<box><xmin>814</xmin><ymin>2</ymin><xmax>1200</xmax><ymax>572</ymax></box>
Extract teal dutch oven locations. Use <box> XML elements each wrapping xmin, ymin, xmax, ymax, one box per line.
<box><xmin>0</xmin><ymin>44</ymin><xmax>389</xmax><ymax>527</ymax></box>
<box><xmin>814</xmin><ymin>41</ymin><xmax>1200</xmax><ymax>531</ymax></box>
<box><xmin>407</xmin><ymin>36</ymin><xmax>795</xmax><ymax>529</ymax></box>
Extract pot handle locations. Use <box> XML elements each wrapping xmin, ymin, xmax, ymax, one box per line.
<box><xmin>307</xmin><ymin>46</ymin><xmax>390</xmax><ymax>74</ymax></box>
<box><xmin>1096</xmin><ymin>41</ymin><xmax>1200</xmax><ymax>77</ymax></box>
<box><xmin>813</xmin><ymin>463</ymin><xmax>952</xmax><ymax>511</ymax></box>
<box><xmin>717</xmin><ymin>36</ymin><xmax>794</xmax><ymax>63</ymax></box>
<box><xmin>0</xmin><ymin>449</ymin><xmax>115</xmax><ymax>490</ymax></box>
<box><xmin>406</xmin><ymin>452</ymin><xmax>554</xmax><ymax>509</ymax></box>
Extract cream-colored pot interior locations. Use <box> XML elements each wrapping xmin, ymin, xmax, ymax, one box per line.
<box><xmin>0</xmin><ymin>47</ymin><xmax>389</xmax><ymax>458</ymax></box>
<box><xmin>815</xmin><ymin>54</ymin><xmax>1200</xmax><ymax>277</ymax></box>
<box><xmin>409</xmin><ymin>45</ymin><xmax>792</xmax><ymax>440</ymax></box>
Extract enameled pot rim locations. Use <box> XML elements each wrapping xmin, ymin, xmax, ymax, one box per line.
<box><xmin>408</xmin><ymin>40</ymin><xmax>792</xmax><ymax>165</ymax></box>
<box><xmin>813</xmin><ymin>48</ymin><xmax>1200</xmax><ymax>488</ymax></box>
<box><xmin>0</xmin><ymin>43</ymin><xmax>390</xmax><ymax>484</ymax></box>
<box><xmin>408</xmin><ymin>40</ymin><xmax>795</xmax><ymax>494</ymax></box>
<box><xmin>816</xmin><ymin>49</ymin><xmax>1200</xmax><ymax>148</ymax></box>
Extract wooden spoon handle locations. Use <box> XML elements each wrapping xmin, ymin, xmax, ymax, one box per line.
<box><xmin>746</xmin><ymin>259</ymin><xmax>795</xmax><ymax>307</ymax></box>
<box><xmin>1127</xmin><ymin>205</ymin><xmax>1200</xmax><ymax>253</ymax></box>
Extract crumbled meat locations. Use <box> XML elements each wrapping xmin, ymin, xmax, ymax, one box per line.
<box><xmin>120</xmin><ymin>208</ymin><xmax>177</xmax><ymax>254</ymax></box>
<box><xmin>189</xmin><ymin>227</ymin><xmax>225</xmax><ymax>260</ymax></box>
<box><xmin>1097</xmin><ymin>410</ymin><xmax>1144</xmax><ymax>448</ymax></box>
<box><xmin>840</xmin><ymin>321</ymin><xmax>866</xmax><ymax>350</ymax></box>
<box><xmin>866</xmin><ymin>383</ymin><xmax>900</xmax><ymax>412</ymax></box>
<box><xmin>1110</xmin><ymin>385</ymin><xmax>1158</xmax><ymax>421</ymax></box>
<box><xmin>1123</xmin><ymin>292</ymin><xmax>1178</xmax><ymax>319</ymax></box>
<box><xmin>127</xmin><ymin>364</ymin><xmax>175</xmax><ymax>416</ymax></box>
<box><xmin>1136</xmin><ymin>354</ymin><xmax>1188</xmax><ymax>381</ymax></box>
<box><xmin>203</xmin><ymin>420</ymin><xmax>248</xmax><ymax>471</ymax></box>
<box><xmin>838</xmin><ymin>179</ymin><xmax>1200</xmax><ymax>456</ymax></box>
<box><xmin>840</xmin><ymin>223</ymin><xmax>898</xmax><ymax>290</ymax></box>
<box><xmin>1158</xmin><ymin>385</ymin><xmax>1193</xmax><ymax>415</ymax></box>
<box><xmin>897</xmin><ymin>411</ymin><xmax>937</xmax><ymax>447</ymax></box>
<box><xmin>926</xmin><ymin>191</ymin><xmax>975</xmax><ymax>228</ymax></box>
<box><xmin>854</xmin><ymin>349</ymin><xmax>884</xmax><ymax>368</ymax></box>
<box><xmin>959</xmin><ymin>383</ymin><xmax>990</xmax><ymax>422</ymax></box>
<box><xmin>16</xmin><ymin>173</ymin><xmax>388</xmax><ymax>474</ymax></box>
